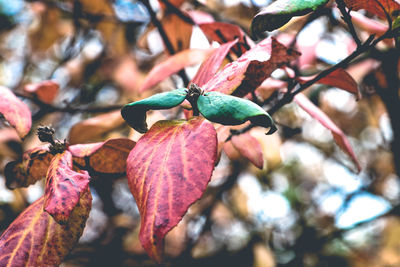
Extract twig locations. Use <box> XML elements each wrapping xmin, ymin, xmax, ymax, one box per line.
<box><xmin>336</xmin><ymin>0</ymin><xmax>362</xmax><ymax>47</ymax></box>
<box><xmin>139</xmin><ymin>0</ymin><xmax>190</xmax><ymax>87</ymax></box>
<box><xmin>159</xmin><ymin>0</ymin><xmax>195</xmax><ymax>25</ymax></box>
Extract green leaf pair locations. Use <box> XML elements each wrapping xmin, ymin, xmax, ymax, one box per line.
<box><xmin>121</xmin><ymin>87</ymin><xmax>276</xmax><ymax>134</ymax></box>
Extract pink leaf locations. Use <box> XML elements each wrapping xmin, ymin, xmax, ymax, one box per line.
<box><xmin>24</xmin><ymin>80</ymin><xmax>59</xmax><ymax>104</ymax></box>
<box><xmin>231</xmin><ymin>133</ymin><xmax>264</xmax><ymax>169</ymax></box>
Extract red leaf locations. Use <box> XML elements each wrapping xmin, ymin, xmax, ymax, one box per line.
<box><xmin>343</xmin><ymin>0</ymin><xmax>400</xmax><ymax>18</ymax></box>
<box><xmin>0</xmin><ymin>86</ymin><xmax>32</xmax><ymax>138</ymax></box>
<box><xmin>24</xmin><ymin>80</ymin><xmax>59</xmax><ymax>104</ymax></box>
<box><xmin>294</xmin><ymin>93</ymin><xmax>361</xmax><ymax>172</ymax></box>
<box><xmin>191</xmin><ymin>39</ymin><xmax>238</xmax><ymax>87</ymax></box>
<box><xmin>0</xmin><ymin>190</ymin><xmax>91</xmax><ymax>266</ymax></box>
<box><xmin>4</xmin><ymin>145</ymin><xmax>53</xmax><ymax>189</ymax></box>
<box><xmin>44</xmin><ymin>151</ymin><xmax>90</xmax><ymax>223</ymax></box>
<box><xmin>231</xmin><ymin>133</ymin><xmax>264</xmax><ymax>169</ymax></box>
<box><xmin>298</xmin><ymin>69</ymin><xmax>361</xmax><ymax>99</ymax></box>
<box><xmin>126</xmin><ymin>117</ymin><xmax>217</xmax><ymax>262</ymax></box>
<box><xmin>202</xmin><ymin>37</ymin><xmax>300</xmax><ymax>97</ymax></box>
<box><xmin>69</xmin><ymin>138</ymin><xmax>135</xmax><ymax>173</ymax></box>
<box><xmin>140</xmin><ymin>48</ymin><xmax>215</xmax><ymax>92</ymax></box>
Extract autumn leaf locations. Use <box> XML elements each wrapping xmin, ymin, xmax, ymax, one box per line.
<box><xmin>121</xmin><ymin>88</ymin><xmax>187</xmax><ymax>133</ymax></box>
<box><xmin>202</xmin><ymin>37</ymin><xmax>300</xmax><ymax>97</ymax></box>
<box><xmin>0</xmin><ymin>190</ymin><xmax>91</xmax><ymax>266</ymax></box>
<box><xmin>163</xmin><ymin>13</ymin><xmax>193</xmax><ymax>52</ymax></box>
<box><xmin>69</xmin><ymin>138</ymin><xmax>135</xmax><ymax>173</ymax></box>
<box><xmin>343</xmin><ymin>0</ymin><xmax>400</xmax><ymax>19</ymax></box>
<box><xmin>24</xmin><ymin>80</ymin><xmax>59</xmax><ymax>104</ymax></box>
<box><xmin>297</xmin><ymin>68</ymin><xmax>361</xmax><ymax>99</ymax></box>
<box><xmin>231</xmin><ymin>133</ymin><xmax>264</xmax><ymax>169</ymax></box>
<box><xmin>139</xmin><ymin>48</ymin><xmax>215</xmax><ymax>92</ymax></box>
<box><xmin>4</xmin><ymin>145</ymin><xmax>53</xmax><ymax>189</ymax></box>
<box><xmin>126</xmin><ymin>117</ymin><xmax>217</xmax><ymax>262</ymax></box>
<box><xmin>251</xmin><ymin>0</ymin><xmax>329</xmax><ymax>35</ymax></box>
<box><xmin>44</xmin><ymin>151</ymin><xmax>91</xmax><ymax>224</ymax></box>
<box><xmin>294</xmin><ymin>93</ymin><xmax>361</xmax><ymax>172</ymax></box>
<box><xmin>191</xmin><ymin>39</ymin><xmax>239</xmax><ymax>87</ymax></box>
<box><xmin>0</xmin><ymin>86</ymin><xmax>32</xmax><ymax>139</ymax></box>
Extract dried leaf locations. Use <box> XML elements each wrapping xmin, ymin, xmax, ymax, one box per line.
<box><xmin>298</xmin><ymin>69</ymin><xmax>361</xmax><ymax>99</ymax></box>
<box><xmin>191</xmin><ymin>39</ymin><xmax>238</xmax><ymax>87</ymax></box>
<box><xmin>69</xmin><ymin>138</ymin><xmax>135</xmax><ymax>173</ymax></box>
<box><xmin>44</xmin><ymin>151</ymin><xmax>90</xmax><ymax>223</ymax></box>
<box><xmin>140</xmin><ymin>48</ymin><xmax>215</xmax><ymax>92</ymax></box>
<box><xmin>251</xmin><ymin>0</ymin><xmax>329</xmax><ymax>34</ymax></box>
<box><xmin>343</xmin><ymin>0</ymin><xmax>400</xmax><ymax>18</ymax></box>
<box><xmin>126</xmin><ymin>117</ymin><xmax>217</xmax><ymax>262</ymax></box>
<box><xmin>24</xmin><ymin>80</ymin><xmax>59</xmax><ymax>104</ymax></box>
<box><xmin>202</xmin><ymin>37</ymin><xmax>300</xmax><ymax>97</ymax></box>
<box><xmin>0</xmin><ymin>86</ymin><xmax>32</xmax><ymax>138</ymax></box>
<box><xmin>163</xmin><ymin>13</ymin><xmax>193</xmax><ymax>52</ymax></box>
<box><xmin>0</xmin><ymin>190</ymin><xmax>91</xmax><ymax>266</ymax></box>
<box><xmin>294</xmin><ymin>93</ymin><xmax>361</xmax><ymax>172</ymax></box>
<box><xmin>231</xmin><ymin>133</ymin><xmax>264</xmax><ymax>169</ymax></box>
<box><xmin>4</xmin><ymin>146</ymin><xmax>53</xmax><ymax>189</ymax></box>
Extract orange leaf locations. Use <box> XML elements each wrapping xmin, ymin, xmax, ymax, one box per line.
<box><xmin>191</xmin><ymin>39</ymin><xmax>238</xmax><ymax>87</ymax></box>
<box><xmin>44</xmin><ymin>151</ymin><xmax>90</xmax><ymax>223</ymax></box>
<box><xmin>69</xmin><ymin>138</ymin><xmax>135</xmax><ymax>173</ymax></box>
<box><xmin>163</xmin><ymin>13</ymin><xmax>193</xmax><ymax>52</ymax></box>
<box><xmin>126</xmin><ymin>117</ymin><xmax>217</xmax><ymax>262</ymax></box>
<box><xmin>140</xmin><ymin>48</ymin><xmax>215</xmax><ymax>92</ymax></box>
<box><xmin>298</xmin><ymin>69</ymin><xmax>361</xmax><ymax>99</ymax></box>
<box><xmin>0</xmin><ymin>86</ymin><xmax>32</xmax><ymax>138</ymax></box>
<box><xmin>0</xmin><ymin>190</ymin><xmax>91</xmax><ymax>266</ymax></box>
<box><xmin>231</xmin><ymin>133</ymin><xmax>264</xmax><ymax>169</ymax></box>
<box><xmin>4</xmin><ymin>145</ymin><xmax>53</xmax><ymax>189</ymax></box>
<box><xmin>294</xmin><ymin>93</ymin><xmax>361</xmax><ymax>172</ymax></box>
<box><xmin>24</xmin><ymin>80</ymin><xmax>59</xmax><ymax>104</ymax></box>
<box><xmin>343</xmin><ymin>0</ymin><xmax>400</xmax><ymax>18</ymax></box>
<box><xmin>202</xmin><ymin>37</ymin><xmax>300</xmax><ymax>97</ymax></box>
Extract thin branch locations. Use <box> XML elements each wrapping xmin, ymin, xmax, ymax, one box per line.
<box><xmin>336</xmin><ymin>0</ymin><xmax>362</xmax><ymax>47</ymax></box>
<box><xmin>159</xmin><ymin>0</ymin><xmax>195</xmax><ymax>25</ymax></box>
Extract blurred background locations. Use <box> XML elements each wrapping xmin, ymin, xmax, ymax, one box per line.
<box><xmin>1</xmin><ymin>0</ymin><xmax>400</xmax><ymax>266</ymax></box>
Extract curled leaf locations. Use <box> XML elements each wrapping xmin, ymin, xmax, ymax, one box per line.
<box><xmin>197</xmin><ymin>91</ymin><xmax>276</xmax><ymax>134</ymax></box>
<box><xmin>251</xmin><ymin>0</ymin><xmax>329</xmax><ymax>35</ymax></box>
<box><xmin>231</xmin><ymin>133</ymin><xmax>264</xmax><ymax>169</ymax></box>
<box><xmin>0</xmin><ymin>190</ymin><xmax>91</xmax><ymax>266</ymax></box>
<box><xmin>44</xmin><ymin>151</ymin><xmax>91</xmax><ymax>224</ymax></box>
<box><xmin>126</xmin><ymin>117</ymin><xmax>217</xmax><ymax>262</ymax></box>
<box><xmin>4</xmin><ymin>146</ymin><xmax>53</xmax><ymax>189</ymax></box>
<box><xmin>0</xmin><ymin>86</ymin><xmax>32</xmax><ymax>138</ymax></box>
<box><xmin>121</xmin><ymin>88</ymin><xmax>187</xmax><ymax>133</ymax></box>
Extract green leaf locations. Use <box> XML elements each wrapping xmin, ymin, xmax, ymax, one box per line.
<box><xmin>251</xmin><ymin>0</ymin><xmax>329</xmax><ymax>35</ymax></box>
<box><xmin>121</xmin><ymin>88</ymin><xmax>187</xmax><ymax>133</ymax></box>
<box><xmin>197</xmin><ymin>91</ymin><xmax>277</xmax><ymax>134</ymax></box>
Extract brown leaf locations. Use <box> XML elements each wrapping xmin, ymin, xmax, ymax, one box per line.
<box><xmin>4</xmin><ymin>145</ymin><xmax>53</xmax><ymax>189</ymax></box>
<box><xmin>343</xmin><ymin>0</ymin><xmax>400</xmax><ymax>18</ymax></box>
<box><xmin>163</xmin><ymin>13</ymin><xmax>193</xmax><ymax>52</ymax></box>
<box><xmin>24</xmin><ymin>80</ymin><xmax>59</xmax><ymax>104</ymax></box>
<box><xmin>294</xmin><ymin>93</ymin><xmax>361</xmax><ymax>172</ymax></box>
<box><xmin>0</xmin><ymin>190</ymin><xmax>91</xmax><ymax>266</ymax></box>
<box><xmin>0</xmin><ymin>86</ymin><xmax>32</xmax><ymax>139</ymax></box>
<box><xmin>44</xmin><ymin>151</ymin><xmax>90</xmax><ymax>223</ymax></box>
<box><xmin>69</xmin><ymin>138</ymin><xmax>135</xmax><ymax>173</ymax></box>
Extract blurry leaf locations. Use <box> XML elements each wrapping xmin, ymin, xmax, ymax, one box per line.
<box><xmin>253</xmin><ymin>243</ymin><xmax>276</xmax><ymax>267</ymax></box>
<box><xmin>191</xmin><ymin>39</ymin><xmax>238</xmax><ymax>87</ymax></box>
<box><xmin>163</xmin><ymin>13</ymin><xmax>193</xmax><ymax>52</ymax></box>
<box><xmin>44</xmin><ymin>151</ymin><xmax>90</xmax><ymax>224</ymax></box>
<box><xmin>121</xmin><ymin>88</ymin><xmax>187</xmax><ymax>133</ymax></box>
<box><xmin>158</xmin><ymin>0</ymin><xmax>185</xmax><ymax>9</ymax></box>
<box><xmin>4</xmin><ymin>146</ymin><xmax>53</xmax><ymax>189</ymax></box>
<box><xmin>198</xmin><ymin>91</ymin><xmax>277</xmax><ymax>134</ymax></box>
<box><xmin>298</xmin><ymin>69</ymin><xmax>361</xmax><ymax>99</ymax></box>
<box><xmin>251</xmin><ymin>0</ymin><xmax>329</xmax><ymax>34</ymax></box>
<box><xmin>24</xmin><ymin>80</ymin><xmax>59</xmax><ymax>104</ymax></box>
<box><xmin>231</xmin><ymin>133</ymin><xmax>264</xmax><ymax>169</ymax></box>
<box><xmin>140</xmin><ymin>48</ymin><xmax>215</xmax><ymax>92</ymax></box>
<box><xmin>350</xmin><ymin>11</ymin><xmax>388</xmax><ymax>37</ymax></box>
<box><xmin>69</xmin><ymin>138</ymin><xmax>135</xmax><ymax>173</ymax></box>
<box><xmin>187</xmin><ymin>10</ymin><xmax>215</xmax><ymax>24</ymax></box>
<box><xmin>0</xmin><ymin>86</ymin><xmax>32</xmax><ymax>138</ymax></box>
<box><xmin>202</xmin><ymin>37</ymin><xmax>300</xmax><ymax>97</ymax></box>
<box><xmin>126</xmin><ymin>117</ymin><xmax>217</xmax><ymax>262</ymax></box>
<box><xmin>68</xmin><ymin>110</ymin><xmax>125</xmax><ymax>144</ymax></box>
<box><xmin>343</xmin><ymin>0</ymin><xmax>400</xmax><ymax>19</ymax></box>
<box><xmin>0</xmin><ymin>190</ymin><xmax>91</xmax><ymax>266</ymax></box>
<box><xmin>294</xmin><ymin>93</ymin><xmax>361</xmax><ymax>172</ymax></box>
<box><xmin>256</xmin><ymin>78</ymin><xmax>288</xmax><ymax>100</ymax></box>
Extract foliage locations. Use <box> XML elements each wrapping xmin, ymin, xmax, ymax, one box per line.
<box><xmin>1</xmin><ymin>0</ymin><xmax>400</xmax><ymax>266</ymax></box>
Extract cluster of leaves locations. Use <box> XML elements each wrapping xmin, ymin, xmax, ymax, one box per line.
<box><xmin>1</xmin><ymin>0</ymin><xmax>400</xmax><ymax>266</ymax></box>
